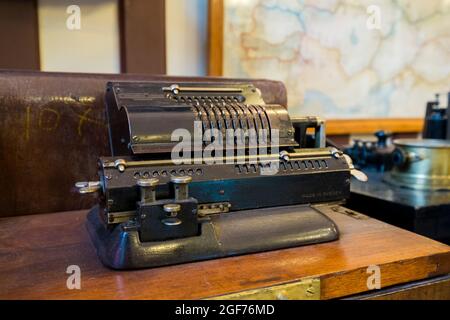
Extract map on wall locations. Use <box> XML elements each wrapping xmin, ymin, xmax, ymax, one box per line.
<box><xmin>223</xmin><ymin>0</ymin><xmax>450</xmax><ymax>118</ymax></box>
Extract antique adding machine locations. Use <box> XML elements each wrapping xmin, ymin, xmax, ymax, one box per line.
<box><xmin>77</xmin><ymin>81</ymin><xmax>363</xmax><ymax>269</ymax></box>
<box><xmin>345</xmin><ymin>92</ymin><xmax>450</xmax><ymax>244</ymax></box>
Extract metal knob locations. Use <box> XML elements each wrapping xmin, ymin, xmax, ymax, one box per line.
<box><xmin>137</xmin><ymin>178</ymin><xmax>159</xmax><ymax>203</ymax></box>
<box><xmin>114</xmin><ymin>159</ymin><xmax>127</xmax><ymax>172</ymax></box>
<box><xmin>279</xmin><ymin>151</ymin><xmax>290</xmax><ymax>161</ymax></box>
<box><xmin>170</xmin><ymin>175</ymin><xmax>192</xmax><ymax>200</ymax></box>
<box><xmin>163</xmin><ymin>203</ymin><xmax>181</xmax><ymax>216</ymax></box>
<box><xmin>162</xmin><ymin>203</ymin><xmax>182</xmax><ymax>226</ymax></box>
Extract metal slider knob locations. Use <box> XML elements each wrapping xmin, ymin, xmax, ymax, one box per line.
<box><xmin>162</xmin><ymin>203</ymin><xmax>182</xmax><ymax>226</ymax></box>
<box><xmin>331</xmin><ymin>148</ymin><xmax>344</xmax><ymax>159</ymax></box>
<box><xmin>137</xmin><ymin>178</ymin><xmax>159</xmax><ymax>203</ymax></box>
<box><xmin>114</xmin><ymin>159</ymin><xmax>127</xmax><ymax>172</ymax></box>
<box><xmin>75</xmin><ymin>181</ymin><xmax>101</xmax><ymax>194</ymax></box>
<box><xmin>171</xmin><ymin>175</ymin><xmax>192</xmax><ymax>200</ymax></box>
<box><xmin>279</xmin><ymin>150</ymin><xmax>290</xmax><ymax>161</ymax></box>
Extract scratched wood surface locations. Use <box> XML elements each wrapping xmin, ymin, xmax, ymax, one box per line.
<box><xmin>0</xmin><ymin>206</ymin><xmax>449</xmax><ymax>300</ymax></box>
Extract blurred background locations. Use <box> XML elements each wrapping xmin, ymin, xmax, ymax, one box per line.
<box><xmin>0</xmin><ymin>0</ymin><xmax>208</xmax><ymax>75</ymax></box>
<box><xmin>0</xmin><ymin>0</ymin><xmax>449</xmax><ymax>132</ymax></box>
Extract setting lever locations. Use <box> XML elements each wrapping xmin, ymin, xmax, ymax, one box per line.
<box><xmin>343</xmin><ymin>154</ymin><xmax>368</xmax><ymax>182</ymax></box>
<box><xmin>75</xmin><ymin>181</ymin><xmax>101</xmax><ymax>194</ymax></box>
<box><xmin>171</xmin><ymin>175</ymin><xmax>192</xmax><ymax>200</ymax></box>
<box><xmin>137</xmin><ymin>178</ymin><xmax>159</xmax><ymax>204</ymax></box>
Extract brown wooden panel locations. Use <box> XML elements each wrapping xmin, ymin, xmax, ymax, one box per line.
<box><xmin>119</xmin><ymin>0</ymin><xmax>166</xmax><ymax>74</ymax></box>
<box><xmin>207</xmin><ymin>0</ymin><xmax>223</xmax><ymax>76</ymax></box>
<box><xmin>0</xmin><ymin>206</ymin><xmax>448</xmax><ymax>299</ymax></box>
<box><xmin>326</xmin><ymin>119</ymin><xmax>424</xmax><ymax>135</ymax></box>
<box><xmin>349</xmin><ymin>275</ymin><xmax>450</xmax><ymax>300</ymax></box>
<box><xmin>0</xmin><ymin>0</ymin><xmax>40</xmax><ymax>70</ymax></box>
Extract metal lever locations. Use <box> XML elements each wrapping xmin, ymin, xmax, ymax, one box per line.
<box><xmin>75</xmin><ymin>181</ymin><xmax>101</xmax><ymax>194</ymax></box>
<box><xmin>137</xmin><ymin>178</ymin><xmax>159</xmax><ymax>204</ymax></box>
<box><xmin>162</xmin><ymin>203</ymin><xmax>182</xmax><ymax>226</ymax></box>
<box><xmin>162</xmin><ymin>84</ymin><xmax>242</xmax><ymax>95</ymax></box>
<box><xmin>171</xmin><ymin>175</ymin><xmax>192</xmax><ymax>200</ymax></box>
<box><xmin>343</xmin><ymin>154</ymin><xmax>368</xmax><ymax>182</ymax></box>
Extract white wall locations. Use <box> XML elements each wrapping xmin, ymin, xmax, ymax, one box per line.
<box><xmin>165</xmin><ymin>0</ymin><xmax>208</xmax><ymax>76</ymax></box>
<box><xmin>38</xmin><ymin>0</ymin><xmax>120</xmax><ymax>73</ymax></box>
<box><xmin>37</xmin><ymin>0</ymin><xmax>208</xmax><ymax>75</ymax></box>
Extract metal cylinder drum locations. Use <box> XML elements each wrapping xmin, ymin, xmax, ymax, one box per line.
<box><xmin>384</xmin><ymin>139</ymin><xmax>450</xmax><ymax>191</ymax></box>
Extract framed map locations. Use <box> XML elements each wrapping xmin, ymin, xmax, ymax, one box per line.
<box><xmin>209</xmin><ymin>0</ymin><xmax>450</xmax><ymax>128</ymax></box>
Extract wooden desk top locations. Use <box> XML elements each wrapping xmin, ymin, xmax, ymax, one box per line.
<box><xmin>0</xmin><ymin>206</ymin><xmax>449</xmax><ymax>300</ymax></box>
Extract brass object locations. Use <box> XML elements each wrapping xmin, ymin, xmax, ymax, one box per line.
<box><xmin>385</xmin><ymin>139</ymin><xmax>450</xmax><ymax>190</ymax></box>
<box><xmin>207</xmin><ymin>277</ymin><xmax>321</xmax><ymax>300</ymax></box>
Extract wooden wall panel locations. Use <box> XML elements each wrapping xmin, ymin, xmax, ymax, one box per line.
<box><xmin>0</xmin><ymin>0</ymin><xmax>40</xmax><ymax>70</ymax></box>
<box><xmin>326</xmin><ymin>119</ymin><xmax>424</xmax><ymax>135</ymax></box>
<box><xmin>207</xmin><ymin>0</ymin><xmax>223</xmax><ymax>76</ymax></box>
<box><xmin>119</xmin><ymin>0</ymin><xmax>166</xmax><ymax>74</ymax></box>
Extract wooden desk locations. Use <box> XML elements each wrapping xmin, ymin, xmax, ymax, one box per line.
<box><xmin>0</xmin><ymin>206</ymin><xmax>449</xmax><ymax>300</ymax></box>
